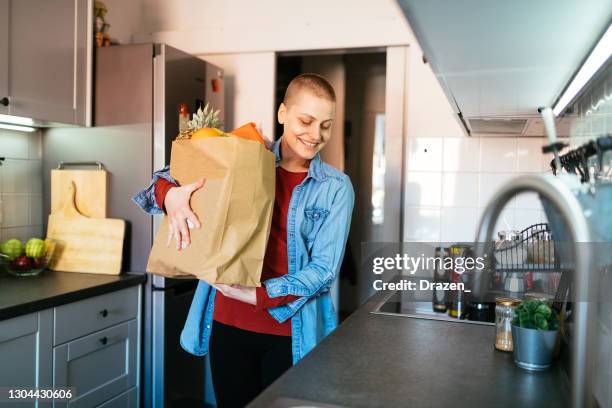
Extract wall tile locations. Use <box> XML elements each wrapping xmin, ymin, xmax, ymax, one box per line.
<box><xmin>478</xmin><ymin>206</ymin><xmax>516</xmax><ymax>235</ymax></box>
<box><xmin>440</xmin><ymin>207</ymin><xmax>479</xmax><ymax>243</ymax></box>
<box><xmin>515</xmin><ymin>191</ymin><xmax>543</xmax><ymax>210</ymax></box>
<box><xmin>442</xmin><ymin>172</ymin><xmax>479</xmax><ymax>207</ymax></box>
<box><xmin>403</xmin><ymin>207</ymin><xmax>441</xmax><ymax>242</ymax></box>
<box><xmin>406</xmin><ymin>138</ymin><xmax>443</xmax><ymax>172</ymax></box>
<box><xmin>514</xmin><ymin>209</ymin><xmax>545</xmax><ymax>230</ymax></box>
<box><xmin>1</xmin><ymin>227</ymin><xmax>30</xmax><ymax>242</ymax></box>
<box><xmin>1</xmin><ymin>194</ymin><xmax>29</xmax><ymax>227</ymax></box>
<box><xmin>28</xmin><ymin>161</ymin><xmax>42</xmax><ymax>194</ymax></box>
<box><xmin>2</xmin><ymin>159</ymin><xmax>29</xmax><ymax>193</ymax></box>
<box><xmin>479</xmin><ymin>138</ymin><xmax>517</xmax><ymax>172</ymax></box>
<box><xmin>478</xmin><ymin>172</ymin><xmax>516</xmax><ymax>208</ymax></box>
<box><xmin>443</xmin><ymin>137</ymin><xmax>480</xmax><ymax>172</ymax></box>
<box><xmin>0</xmin><ymin>130</ymin><xmax>30</xmax><ymax>159</ymax></box>
<box><xmin>404</xmin><ymin>172</ymin><xmax>442</xmax><ymax>207</ymax></box>
<box><xmin>29</xmin><ymin>195</ymin><xmax>43</xmax><ymax>226</ymax></box>
<box><xmin>517</xmin><ymin>138</ymin><xmax>545</xmax><ymax>173</ymax></box>
<box><xmin>29</xmin><ymin>225</ymin><xmax>43</xmax><ymax>239</ymax></box>
<box><xmin>28</xmin><ymin>132</ymin><xmax>42</xmax><ymax>160</ymax></box>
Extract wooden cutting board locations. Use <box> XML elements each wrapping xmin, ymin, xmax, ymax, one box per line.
<box><xmin>51</xmin><ymin>167</ymin><xmax>107</xmax><ymax>218</ymax></box>
<box><xmin>47</xmin><ymin>182</ymin><xmax>125</xmax><ymax>274</ymax></box>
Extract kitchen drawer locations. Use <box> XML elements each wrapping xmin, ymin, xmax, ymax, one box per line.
<box><xmin>54</xmin><ymin>286</ymin><xmax>139</xmax><ymax>346</ymax></box>
<box><xmin>96</xmin><ymin>387</ymin><xmax>138</xmax><ymax>408</ymax></box>
<box><xmin>53</xmin><ymin>320</ymin><xmax>138</xmax><ymax>408</ymax></box>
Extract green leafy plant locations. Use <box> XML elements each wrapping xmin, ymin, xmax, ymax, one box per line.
<box><xmin>512</xmin><ymin>300</ymin><xmax>559</xmax><ymax>331</ymax></box>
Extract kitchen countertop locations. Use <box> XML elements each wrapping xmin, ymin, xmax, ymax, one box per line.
<box><xmin>0</xmin><ymin>269</ymin><xmax>146</xmax><ymax>321</ymax></box>
<box><xmin>249</xmin><ymin>287</ymin><xmax>570</xmax><ymax>408</ymax></box>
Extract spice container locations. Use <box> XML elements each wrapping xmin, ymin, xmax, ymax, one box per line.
<box><xmin>495</xmin><ymin>297</ymin><xmax>521</xmax><ymax>351</ymax></box>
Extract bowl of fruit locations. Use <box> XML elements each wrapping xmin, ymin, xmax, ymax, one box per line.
<box><xmin>0</xmin><ymin>238</ymin><xmax>55</xmax><ymax>277</ymax></box>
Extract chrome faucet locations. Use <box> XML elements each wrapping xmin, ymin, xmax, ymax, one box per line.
<box><xmin>473</xmin><ymin>173</ymin><xmax>594</xmax><ymax>408</ymax></box>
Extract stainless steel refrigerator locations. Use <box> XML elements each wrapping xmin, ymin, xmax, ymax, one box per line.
<box><xmin>42</xmin><ymin>43</ymin><xmax>224</xmax><ymax>408</ymax></box>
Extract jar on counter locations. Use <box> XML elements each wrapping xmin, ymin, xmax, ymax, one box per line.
<box><xmin>495</xmin><ymin>297</ymin><xmax>521</xmax><ymax>352</ymax></box>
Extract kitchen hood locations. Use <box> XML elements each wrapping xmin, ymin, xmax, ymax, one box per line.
<box><xmin>396</xmin><ymin>0</ymin><xmax>611</xmax><ymax>136</ymax></box>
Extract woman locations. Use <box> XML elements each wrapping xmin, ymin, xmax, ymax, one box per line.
<box><xmin>134</xmin><ymin>73</ymin><xmax>354</xmax><ymax>407</ymax></box>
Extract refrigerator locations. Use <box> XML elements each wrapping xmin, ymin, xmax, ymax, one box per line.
<box><xmin>42</xmin><ymin>43</ymin><xmax>223</xmax><ymax>408</ymax></box>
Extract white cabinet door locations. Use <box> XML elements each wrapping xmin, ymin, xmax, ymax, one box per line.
<box><xmin>0</xmin><ymin>310</ymin><xmax>53</xmax><ymax>408</ymax></box>
<box><xmin>7</xmin><ymin>0</ymin><xmax>92</xmax><ymax>126</ymax></box>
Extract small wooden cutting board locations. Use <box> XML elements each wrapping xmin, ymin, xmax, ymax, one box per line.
<box><xmin>47</xmin><ymin>182</ymin><xmax>125</xmax><ymax>274</ymax></box>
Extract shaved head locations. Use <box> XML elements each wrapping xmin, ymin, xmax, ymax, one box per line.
<box><xmin>283</xmin><ymin>73</ymin><xmax>336</xmax><ymax>108</ymax></box>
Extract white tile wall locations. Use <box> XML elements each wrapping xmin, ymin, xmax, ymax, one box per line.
<box><xmin>404</xmin><ymin>135</ymin><xmax>550</xmax><ymax>243</ymax></box>
<box><xmin>404</xmin><ymin>172</ymin><xmax>442</xmax><ymax>207</ymax></box>
<box><xmin>0</xmin><ymin>129</ymin><xmax>44</xmax><ymax>241</ymax></box>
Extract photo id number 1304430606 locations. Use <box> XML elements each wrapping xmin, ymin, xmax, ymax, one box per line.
<box><xmin>0</xmin><ymin>387</ymin><xmax>75</xmax><ymax>402</ymax></box>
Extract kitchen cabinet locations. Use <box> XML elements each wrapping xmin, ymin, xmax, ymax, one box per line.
<box><xmin>53</xmin><ymin>320</ymin><xmax>138</xmax><ymax>407</ymax></box>
<box><xmin>0</xmin><ymin>285</ymin><xmax>140</xmax><ymax>407</ymax></box>
<box><xmin>97</xmin><ymin>387</ymin><xmax>138</xmax><ymax>408</ymax></box>
<box><xmin>2</xmin><ymin>0</ymin><xmax>92</xmax><ymax>126</ymax></box>
<box><xmin>0</xmin><ymin>310</ymin><xmax>53</xmax><ymax>407</ymax></box>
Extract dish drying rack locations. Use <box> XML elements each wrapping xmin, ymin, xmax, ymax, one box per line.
<box><xmin>492</xmin><ymin>223</ymin><xmax>561</xmax><ymax>272</ymax></box>
<box><xmin>488</xmin><ymin>223</ymin><xmax>571</xmax><ymax>298</ymax></box>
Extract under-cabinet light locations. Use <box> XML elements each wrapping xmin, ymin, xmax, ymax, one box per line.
<box><xmin>553</xmin><ymin>23</ymin><xmax>612</xmax><ymax>116</ymax></box>
<box><xmin>0</xmin><ymin>114</ymin><xmax>35</xmax><ymax>126</ymax></box>
<box><xmin>0</xmin><ymin>123</ymin><xmax>36</xmax><ymax>133</ymax></box>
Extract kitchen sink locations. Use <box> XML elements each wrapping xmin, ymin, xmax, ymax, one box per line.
<box><xmin>370</xmin><ymin>281</ymin><xmax>495</xmax><ymax>326</ymax></box>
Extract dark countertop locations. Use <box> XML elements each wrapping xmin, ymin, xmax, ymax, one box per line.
<box><xmin>0</xmin><ymin>269</ymin><xmax>146</xmax><ymax>321</ymax></box>
<box><xmin>249</xmin><ymin>289</ymin><xmax>570</xmax><ymax>408</ymax></box>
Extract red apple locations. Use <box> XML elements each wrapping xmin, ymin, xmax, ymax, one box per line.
<box><xmin>11</xmin><ymin>255</ymin><xmax>32</xmax><ymax>272</ymax></box>
<box><xmin>32</xmin><ymin>257</ymin><xmax>46</xmax><ymax>269</ymax></box>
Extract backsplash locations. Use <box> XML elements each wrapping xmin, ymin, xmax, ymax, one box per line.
<box><xmin>0</xmin><ymin>129</ymin><xmax>43</xmax><ymax>242</ymax></box>
<box><xmin>403</xmin><ymin>136</ymin><xmax>551</xmax><ymax>242</ymax></box>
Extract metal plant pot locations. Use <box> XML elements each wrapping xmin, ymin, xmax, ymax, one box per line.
<box><xmin>511</xmin><ymin>324</ymin><xmax>558</xmax><ymax>371</ymax></box>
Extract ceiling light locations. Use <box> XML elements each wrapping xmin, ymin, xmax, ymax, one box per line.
<box><xmin>553</xmin><ymin>23</ymin><xmax>612</xmax><ymax>116</ymax></box>
<box><xmin>0</xmin><ymin>123</ymin><xmax>36</xmax><ymax>132</ymax></box>
<box><xmin>0</xmin><ymin>114</ymin><xmax>35</xmax><ymax>126</ymax></box>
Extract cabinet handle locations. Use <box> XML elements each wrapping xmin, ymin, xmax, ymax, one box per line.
<box><xmin>0</xmin><ymin>97</ymin><xmax>8</xmax><ymax>106</ymax></box>
<box><xmin>99</xmin><ymin>336</ymin><xmax>108</xmax><ymax>346</ymax></box>
<box><xmin>100</xmin><ymin>309</ymin><xmax>108</xmax><ymax>318</ymax></box>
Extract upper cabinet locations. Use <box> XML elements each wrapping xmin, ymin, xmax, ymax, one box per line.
<box><xmin>1</xmin><ymin>0</ymin><xmax>92</xmax><ymax>126</ymax></box>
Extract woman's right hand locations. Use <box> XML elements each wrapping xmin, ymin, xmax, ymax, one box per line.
<box><xmin>164</xmin><ymin>178</ymin><xmax>205</xmax><ymax>250</ymax></box>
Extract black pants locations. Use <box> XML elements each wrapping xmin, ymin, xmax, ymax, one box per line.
<box><xmin>209</xmin><ymin>320</ymin><xmax>292</xmax><ymax>408</ymax></box>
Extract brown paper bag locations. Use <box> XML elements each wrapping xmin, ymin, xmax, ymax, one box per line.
<box><xmin>146</xmin><ymin>136</ymin><xmax>275</xmax><ymax>286</ymax></box>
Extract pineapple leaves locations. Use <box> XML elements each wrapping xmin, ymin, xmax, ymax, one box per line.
<box><xmin>187</xmin><ymin>103</ymin><xmax>223</xmax><ymax>130</ymax></box>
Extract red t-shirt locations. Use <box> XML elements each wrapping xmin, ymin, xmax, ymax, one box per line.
<box><xmin>154</xmin><ymin>166</ymin><xmax>306</xmax><ymax>336</ymax></box>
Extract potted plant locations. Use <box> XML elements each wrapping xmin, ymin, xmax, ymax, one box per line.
<box><xmin>511</xmin><ymin>300</ymin><xmax>560</xmax><ymax>370</ymax></box>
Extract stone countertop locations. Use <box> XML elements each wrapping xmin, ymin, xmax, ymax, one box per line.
<box><xmin>0</xmin><ymin>269</ymin><xmax>146</xmax><ymax>321</ymax></box>
<box><xmin>248</xmin><ymin>287</ymin><xmax>569</xmax><ymax>408</ymax></box>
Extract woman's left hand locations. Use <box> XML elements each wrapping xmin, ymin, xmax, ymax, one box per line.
<box><xmin>212</xmin><ymin>284</ymin><xmax>257</xmax><ymax>305</ymax></box>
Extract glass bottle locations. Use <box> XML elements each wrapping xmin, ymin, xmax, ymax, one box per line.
<box><xmin>432</xmin><ymin>247</ymin><xmax>449</xmax><ymax>313</ymax></box>
<box><xmin>178</xmin><ymin>103</ymin><xmax>190</xmax><ymax>133</ymax></box>
<box><xmin>495</xmin><ymin>297</ymin><xmax>521</xmax><ymax>351</ymax></box>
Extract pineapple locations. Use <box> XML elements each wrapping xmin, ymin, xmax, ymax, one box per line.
<box><xmin>177</xmin><ymin>103</ymin><xmax>225</xmax><ymax>139</ymax></box>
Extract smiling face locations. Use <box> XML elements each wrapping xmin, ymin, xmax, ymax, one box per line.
<box><xmin>278</xmin><ymin>89</ymin><xmax>336</xmax><ymax>161</ymax></box>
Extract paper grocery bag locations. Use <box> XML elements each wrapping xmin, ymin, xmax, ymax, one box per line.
<box><xmin>146</xmin><ymin>136</ymin><xmax>275</xmax><ymax>286</ymax></box>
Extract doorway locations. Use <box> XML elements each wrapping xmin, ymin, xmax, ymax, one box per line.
<box><xmin>275</xmin><ymin>50</ymin><xmax>390</xmax><ymax>318</ymax></box>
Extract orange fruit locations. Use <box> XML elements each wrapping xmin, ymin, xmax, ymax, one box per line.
<box><xmin>191</xmin><ymin>127</ymin><xmax>225</xmax><ymax>139</ymax></box>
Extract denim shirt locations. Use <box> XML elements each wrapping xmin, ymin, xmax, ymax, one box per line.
<box><xmin>133</xmin><ymin>137</ymin><xmax>354</xmax><ymax>363</ymax></box>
